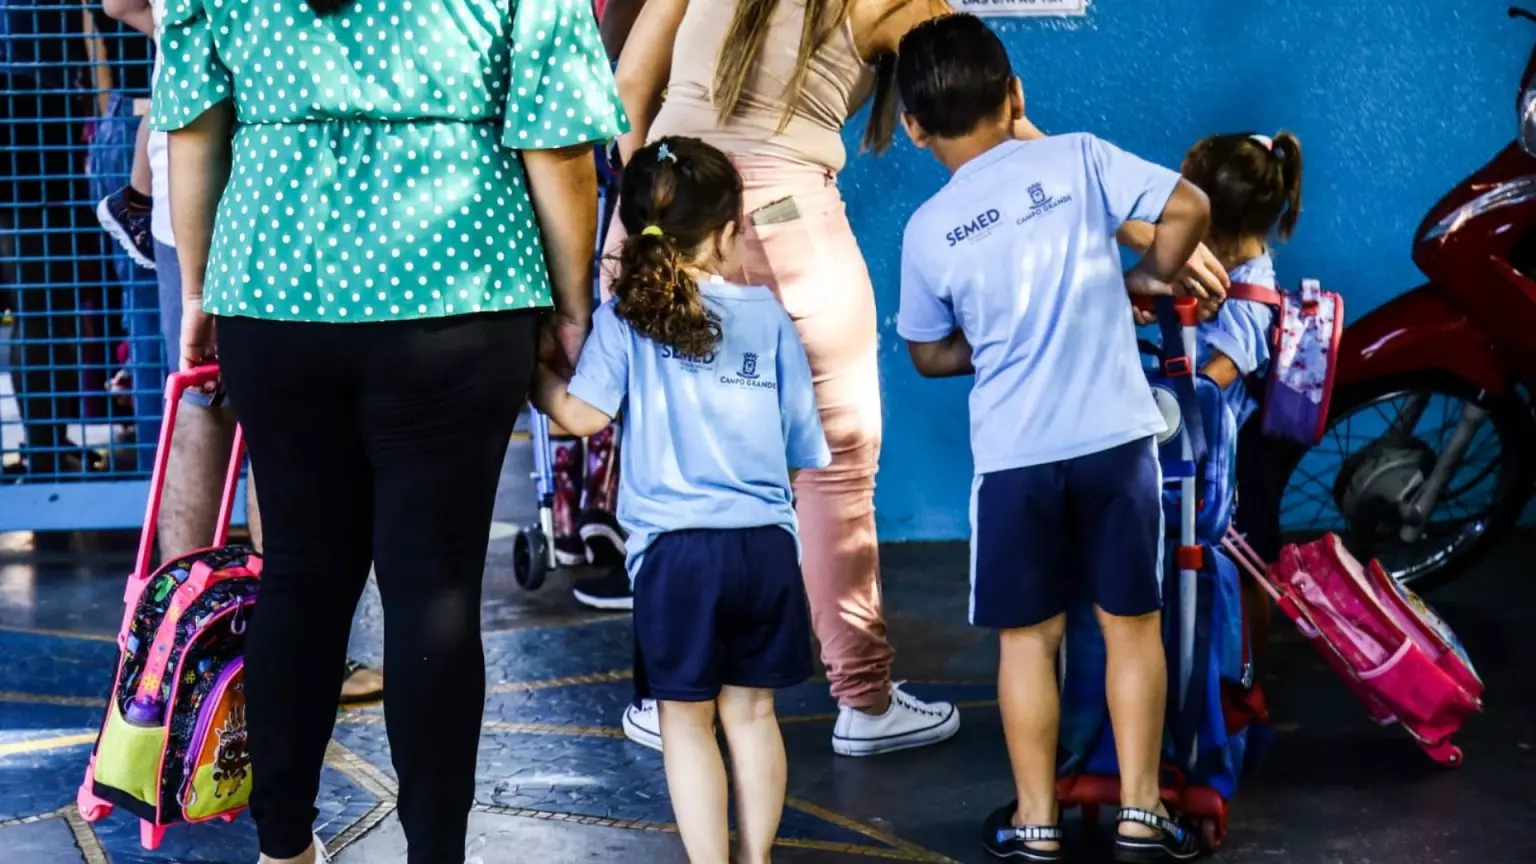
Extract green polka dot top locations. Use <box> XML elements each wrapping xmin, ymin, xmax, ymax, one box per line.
<box><xmin>150</xmin><ymin>0</ymin><xmax>628</xmax><ymax>322</ymax></box>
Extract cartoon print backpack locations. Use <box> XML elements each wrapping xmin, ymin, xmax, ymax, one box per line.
<box><xmin>1227</xmin><ymin>279</ymin><xmax>1344</xmax><ymax>445</ymax></box>
<box><xmin>78</xmin><ymin>367</ymin><xmax>262</xmax><ymax>850</ymax></box>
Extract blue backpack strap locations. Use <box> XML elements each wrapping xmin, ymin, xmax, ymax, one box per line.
<box><xmin>1155</xmin><ymin>296</ymin><xmax>1207</xmax><ymax>469</ymax></box>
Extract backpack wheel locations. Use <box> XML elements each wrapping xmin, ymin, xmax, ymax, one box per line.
<box><xmin>514</xmin><ymin>528</ymin><xmax>550</xmax><ymax>591</ymax></box>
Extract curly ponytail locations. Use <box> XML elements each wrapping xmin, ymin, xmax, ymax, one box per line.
<box><xmin>611</xmin><ymin>138</ymin><xmax>744</xmax><ymax>360</ymax></box>
<box><xmin>613</xmin><ymin>234</ymin><xmax>722</xmax><ymax>360</ymax></box>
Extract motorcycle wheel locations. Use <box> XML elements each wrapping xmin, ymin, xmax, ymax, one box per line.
<box><xmin>1274</xmin><ymin>371</ymin><xmax>1535</xmax><ymax>592</ymax></box>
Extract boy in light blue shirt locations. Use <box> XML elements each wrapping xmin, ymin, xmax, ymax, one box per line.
<box><xmin>533</xmin><ymin>137</ymin><xmax>828</xmax><ymax>864</ymax></box>
<box><xmin>894</xmin><ymin>15</ymin><xmax>1213</xmax><ymax>863</ymax></box>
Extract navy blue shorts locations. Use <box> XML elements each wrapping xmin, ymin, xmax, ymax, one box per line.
<box><xmin>970</xmin><ymin>437</ymin><xmax>1163</xmax><ymax>629</ymax></box>
<box><xmin>633</xmin><ymin>526</ymin><xmax>813</xmax><ymax>702</ymax></box>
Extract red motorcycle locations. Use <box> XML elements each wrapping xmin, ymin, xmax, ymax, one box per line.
<box><xmin>1276</xmin><ymin>6</ymin><xmax>1536</xmax><ymax>591</ymax></box>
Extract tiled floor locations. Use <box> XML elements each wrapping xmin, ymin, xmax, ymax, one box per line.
<box><xmin>1</xmin><ymin>440</ymin><xmax>1533</xmax><ymax>863</ymax></box>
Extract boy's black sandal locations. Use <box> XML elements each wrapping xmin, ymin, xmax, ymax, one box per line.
<box><xmin>982</xmin><ymin>801</ymin><xmax>1064</xmax><ymax>861</ymax></box>
<box><xmin>1113</xmin><ymin>806</ymin><xmax>1203</xmax><ymax>862</ymax></box>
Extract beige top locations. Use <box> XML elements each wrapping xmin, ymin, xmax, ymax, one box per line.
<box><xmin>648</xmin><ymin>0</ymin><xmax>875</xmax><ymax>172</ymax></box>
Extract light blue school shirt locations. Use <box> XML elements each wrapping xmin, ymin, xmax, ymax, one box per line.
<box><xmin>897</xmin><ymin>134</ymin><xmax>1180</xmax><ymax>474</ymax></box>
<box><xmin>1197</xmin><ymin>253</ymin><xmax>1278</xmax><ymax>430</ymax></box>
<box><xmin>567</xmin><ymin>278</ymin><xmax>832</xmax><ymax>582</ymax></box>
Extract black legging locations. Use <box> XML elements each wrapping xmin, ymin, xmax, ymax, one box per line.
<box><xmin>218</xmin><ymin>310</ymin><xmax>539</xmax><ymax>863</ymax></box>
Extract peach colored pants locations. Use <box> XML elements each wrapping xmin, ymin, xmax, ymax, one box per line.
<box><xmin>601</xmin><ymin>156</ymin><xmax>893</xmax><ymax>709</ymax></box>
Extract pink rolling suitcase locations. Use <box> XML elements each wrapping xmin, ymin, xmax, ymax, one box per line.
<box><xmin>1223</xmin><ymin>530</ymin><xmax>1483</xmax><ymax>766</ymax></box>
<box><xmin>78</xmin><ymin>365</ymin><xmax>261</xmax><ymax>849</ymax></box>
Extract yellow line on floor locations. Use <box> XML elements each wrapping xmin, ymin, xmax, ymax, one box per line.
<box><xmin>0</xmin><ymin>732</ymin><xmax>97</xmax><ymax>759</ymax></box>
<box><xmin>487</xmin><ymin>669</ymin><xmax>631</xmax><ymax>694</ymax></box>
<box><xmin>0</xmin><ymin>691</ymin><xmax>105</xmax><ymax>709</ymax></box>
<box><xmin>325</xmin><ymin>740</ymin><xmax>399</xmax><ymax>799</ymax></box>
<box><xmin>0</xmin><ymin>624</ymin><xmax>116</xmax><ymax>643</ymax></box>
<box><xmin>471</xmin><ymin>804</ymin><xmax>944</xmax><ymax>861</ymax></box>
<box><xmin>337</xmin><ymin>711</ymin><xmax>626</xmax><ymax>740</ymax></box>
<box><xmin>481</xmin><ymin>719</ymin><xmax>626</xmax><ymax>739</ymax></box>
<box><xmin>58</xmin><ymin>806</ymin><xmax>110</xmax><ymax>864</ymax></box>
<box><xmin>785</xmin><ymin>797</ymin><xmax>961</xmax><ymax>864</ymax></box>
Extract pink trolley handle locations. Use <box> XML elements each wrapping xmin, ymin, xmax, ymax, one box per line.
<box><xmin>118</xmin><ymin>366</ymin><xmax>247</xmax><ymax>650</ymax></box>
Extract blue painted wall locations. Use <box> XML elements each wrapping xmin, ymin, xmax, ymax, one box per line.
<box><xmin>843</xmin><ymin>0</ymin><xmax>1532</xmax><ymax>541</ymax></box>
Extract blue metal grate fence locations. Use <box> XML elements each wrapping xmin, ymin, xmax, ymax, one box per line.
<box><xmin>2</xmin><ymin>2</ymin><xmax>165</xmax><ymax>530</ymax></box>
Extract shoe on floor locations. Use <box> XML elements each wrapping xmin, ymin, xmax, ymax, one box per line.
<box><xmin>622</xmin><ymin>700</ymin><xmax>662</xmax><ymax>752</ymax></box>
<box><xmin>982</xmin><ymin>801</ymin><xmax>1063</xmax><ymax>861</ymax></box>
<box><xmin>578</xmin><ymin>509</ymin><xmax>626</xmax><ymax>566</ymax></box>
<box><xmin>95</xmin><ymin>186</ymin><xmax>156</xmax><ymax>270</ymax></box>
<box><xmin>572</xmin><ymin>565</ymin><xmax>633</xmax><ymax>611</ymax></box>
<box><xmin>1113</xmin><ymin>806</ymin><xmax>1203</xmax><ymax>862</ymax></box>
<box><xmin>832</xmin><ymin>683</ymin><xmax>960</xmax><ymax>757</ymax></box>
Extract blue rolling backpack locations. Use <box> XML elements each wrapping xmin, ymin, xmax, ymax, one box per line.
<box><xmin>1056</xmin><ymin>297</ymin><xmax>1272</xmax><ymax>853</ymax></box>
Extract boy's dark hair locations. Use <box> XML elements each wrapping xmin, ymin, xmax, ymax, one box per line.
<box><xmin>1182</xmin><ymin>132</ymin><xmax>1304</xmax><ymax>243</ymax></box>
<box><xmin>309</xmin><ymin>0</ymin><xmax>352</xmax><ymax>15</ymax></box>
<box><xmin>897</xmin><ymin>14</ymin><xmax>1014</xmax><ymax>139</ymax></box>
<box><xmin>613</xmin><ymin>137</ymin><xmax>743</xmax><ymax>360</ymax></box>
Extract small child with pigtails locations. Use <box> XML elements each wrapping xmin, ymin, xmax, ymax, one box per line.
<box><xmin>1180</xmin><ymin>130</ymin><xmax>1306</xmax><ymax>675</ymax></box>
<box><xmin>532</xmin><ymin>136</ymin><xmax>829</xmax><ymax>864</ymax></box>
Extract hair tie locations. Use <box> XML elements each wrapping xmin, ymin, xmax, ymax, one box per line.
<box><xmin>656</xmin><ymin>142</ymin><xmax>677</xmax><ymax>163</ymax></box>
<box><xmin>641</xmin><ymin>225</ymin><xmax>664</xmax><ymax>237</ymax></box>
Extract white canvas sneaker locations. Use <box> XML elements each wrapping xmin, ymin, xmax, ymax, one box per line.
<box><xmin>621</xmin><ymin>700</ymin><xmax>663</xmax><ymax>752</ymax></box>
<box><xmin>832</xmin><ymin>683</ymin><xmax>960</xmax><ymax>757</ymax></box>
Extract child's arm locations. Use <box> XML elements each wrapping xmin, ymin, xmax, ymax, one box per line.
<box><xmin>1199</xmin><ymin>300</ymin><xmax>1271</xmax><ymax>390</ymax></box>
<box><xmin>1126</xmin><ymin>179</ymin><xmax>1213</xmax><ymax>294</ymax></box>
<box><xmin>547</xmin><ymin>304</ymin><xmax>630</xmax><ymax>436</ymax></box>
<box><xmin>1201</xmin><ymin>352</ymin><xmax>1242</xmax><ymax>389</ymax></box>
<box><xmin>532</xmin><ymin>366</ymin><xmax>614</xmax><ymax>437</ymax></box>
<box><xmin>777</xmin><ymin>317</ymin><xmax>833</xmax><ymax>471</ymax></box>
<box><xmin>907</xmin><ymin>331</ymin><xmax>975</xmax><ymax>378</ymax></box>
<box><xmin>897</xmin><ymin>224</ymin><xmax>973</xmax><ymax>377</ymax></box>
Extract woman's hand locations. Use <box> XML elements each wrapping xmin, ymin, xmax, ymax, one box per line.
<box><xmin>541</xmin><ymin>312</ymin><xmax>590</xmax><ymax>379</ymax></box>
<box><xmin>180</xmin><ymin>302</ymin><xmax>216</xmax><ymax>372</ymax></box>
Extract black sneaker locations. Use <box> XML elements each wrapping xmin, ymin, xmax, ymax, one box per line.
<box><xmin>96</xmin><ymin>185</ymin><xmax>156</xmax><ymax>270</ymax></box>
<box><xmin>578</xmin><ymin>509</ymin><xmax>627</xmax><ymax>566</ymax></box>
<box><xmin>1114</xmin><ymin>806</ymin><xmax>1202</xmax><ymax>862</ymax></box>
<box><xmin>982</xmin><ymin>801</ymin><xmax>1063</xmax><ymax>861</ymax></box>
<box><xmin>572</xmin><ymin>565</ymin><xmax>633</xmax><ymax>611</ymax></box>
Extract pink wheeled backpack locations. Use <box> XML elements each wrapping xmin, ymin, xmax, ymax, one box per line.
<box><xmin>1226</xmin><ymin>278</ymin><xmax>1344</xmax><ymax>445</ymax></box>
<box><xmin>1223</xmin><ymin>530</ymin><xmax>1482</xmax><ymax>765</ymax></box>
<box><xmin>78</xmin><ymin>366</ymin><xmax>261</xmax><ymax>849</ymax></box>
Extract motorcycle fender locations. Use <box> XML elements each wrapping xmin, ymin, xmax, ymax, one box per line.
<box><xmin>1335</xmin><ymin>284</ymin><xmax>1510</xmax><ymax>396</ymax></box>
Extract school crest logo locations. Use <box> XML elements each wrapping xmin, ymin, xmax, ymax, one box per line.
<box><xmin>1016</xmin><ymin>181</ymin><xmax>1073</xmax><ymax>226</ymax></box>
<box><xmin>739</xmin><ymin>353</ymin><xmax>759</xmax><ymax>379</ymax></box>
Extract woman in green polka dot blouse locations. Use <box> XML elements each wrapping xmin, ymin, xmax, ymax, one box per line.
<box><xmin>150</xmin><ymin>1</ymin><xmax>625</xmax><ymax>861</ymax></box>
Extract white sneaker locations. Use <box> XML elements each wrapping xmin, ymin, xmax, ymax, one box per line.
<box><xmin>622</xmin><ymin>700</ymin><xmax>663</xmax><ymax>752</ymax></box>
<box><xmin>832</xmin><ymin>683</ymin><xmax>960</xmax><ymax>757</ymax></box>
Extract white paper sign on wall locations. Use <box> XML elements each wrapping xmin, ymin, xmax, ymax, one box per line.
<box><xmin>953</xmin><ymin>0</ymin><xmax>1087</xmax><ymax>17</ymax></box>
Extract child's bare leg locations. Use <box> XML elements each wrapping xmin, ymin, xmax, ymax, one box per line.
<box><xmin>1096</xmin><ymin>606</ymin><xmax>1167</xmax><ymax>837</ymax></box>
<box><xmin>998</xmin><ymin>616</ymin><xmax>1065</xmax><ymax>850</ymax></box>
<box><xmin>716</xmin><ymin>685</ymin><xmax>784</xmax><ymax>864</ymax></box>
<box><xmin>130</xmin><ymin>118</ymin><xmax>151</xmax><ymax>196</ymax></box>
<box><xmin>659</xmin><ymin>699</ymin><xmax>729</xmax><ymax>863</ymax></box>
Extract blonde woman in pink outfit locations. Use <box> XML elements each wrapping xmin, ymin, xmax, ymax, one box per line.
<box><xmin>606</xmin><ymin>0</ymin><xmax>962</xmax><ymax>757</ymax></box>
